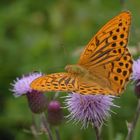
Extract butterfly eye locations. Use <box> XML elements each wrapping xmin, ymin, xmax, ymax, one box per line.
<box><xmin>65</xmin><ymin>65</ymin><xmax>70</xmax><ymax>71</ymax></box>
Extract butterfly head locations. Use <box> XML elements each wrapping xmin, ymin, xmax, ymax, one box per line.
<box><xmin>65</xmin><ymin>65</ymin><xmax>76</xmax><ymax>73</ymax></box>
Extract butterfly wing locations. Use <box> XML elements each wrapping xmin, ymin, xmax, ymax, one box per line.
<box><xmin>75</xmin><ymin>79</ymin><xmax>114</xmax><ymax>95</ymax></box>
<box><xmin>87</xmin><ymin>49</ymin><xmax>133</xmax><ymax>95</ymax></box>
<box><xmin>30</xmin><ymin>73</ymin><xmax>77</xmax><ymax>92</ymax></box>
<box><xmin>30</xmin><ymin>72</ymin><xmax>114</xmax><ymax>95</ymax></box>
<box><xmin>78</xmin><ymin>11</ymin><xmax>131</xmax><ymax>66</ymax></box>
<box><xmin>78</xmin><ymin>11</ymin><xmax>132</xmax><ymax>95</ymax></box>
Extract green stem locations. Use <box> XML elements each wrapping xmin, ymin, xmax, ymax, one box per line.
<box><xmin>31</xmin><ymin>113</ymin><xmax>40</xmax><ymax>140</ymax></box>
<box><xmin>108</xmin><ymin>118</ymin><xmax>114</xmax><ymax>140</ymax></box>
<box><xmin>41</xmin><ymin>113</ymin><xmax>53</xmax><ymax>140</ymax></box>
<box><xmin>55</xmin><ymin>127</ymin><xmax>60</xmax><ymax>140</ymax></box>
<box><xmin>126</xmin><ymin>99</ymin><xmax>140</xmax><ymax>140</ymax></box>
<box><xmin>94</xmin><ymin>126</ymin><xmax>101</xmax><ymax>140</ymax></box>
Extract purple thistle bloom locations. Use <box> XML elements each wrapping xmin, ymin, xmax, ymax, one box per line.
<box><xmin>11</xmin><ymin>72</ymin><xmax>48</xmax><ymax>114</ymax></box>
<box><xmin>11</xmin><ymin>73</ymin><xmax>42</xmax><ymax>97</ymax></box>
<box><xmin>65</xmin><ymin>93</ymin><xmax>117</xmax><ymax>128</ymax></box>
<box><xmin>132</xmin><ymin>58</ymin><xmax>140</xmax><ymax>98</ymax></box>
<box><xmin>132</xmin><ymin>58</ymin><xmax>140</xmax><ymax>83</ymax></box>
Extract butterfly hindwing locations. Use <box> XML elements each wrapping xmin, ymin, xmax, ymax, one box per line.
<box><xmin>75</xmin><ymin>80</ymin><xmax>114</xmax><ymax>95</ymax></box>
<box><xmin>105</xmin><ymin>48</ymin><xmax>133</xmax><ymax>94</ymax></box>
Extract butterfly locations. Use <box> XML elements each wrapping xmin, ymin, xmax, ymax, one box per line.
<box><xmin>30</xmin><ymin>11</ymin><xmax>133</xmax><ymax>96</ymax></box>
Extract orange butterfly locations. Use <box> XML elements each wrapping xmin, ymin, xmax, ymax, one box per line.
<box><xmin>30</xmin><ymin>11</ymin><xmax>133</xmax><ymax>96</ymax></box>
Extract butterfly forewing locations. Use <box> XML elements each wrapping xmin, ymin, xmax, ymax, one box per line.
<box><xmin>78</xmin><ymin>11</ymin><xmax>131</xmax><ymax>67</ymax></box>
<box><xmin>30</xmin><ymin>73</ymin><xmax>78</xmax><ymax>92</ymax></box>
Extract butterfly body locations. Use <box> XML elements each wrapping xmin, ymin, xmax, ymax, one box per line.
<box><xmin>65</xmin><ymin>64</ymin><xmax>103</xmax><ymax>85</ymax></box>
<box><xmin>30</xmin><ymin>11</ymin><xmax>133</xmax><ymax>96</ymax></box>
<box><xmin>65</xmin><ymin>64</ymin><xmax>92</xmax><ymax>80</ymax></box>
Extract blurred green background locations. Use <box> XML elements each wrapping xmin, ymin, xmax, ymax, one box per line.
<box><xmin>1</xmin><ymin>0</ymin><xmax>140</xmax><ymax>140</ymax></box>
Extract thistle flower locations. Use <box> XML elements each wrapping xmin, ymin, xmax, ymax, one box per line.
<box><xmin>132</xmin><ymin>58</ymin><xmax>140</xmax><ymax>82</ymax></box>
<box><xmin>132</xmin><ymin>58</ymin><xmax>140</xmax><ymax>98</ymax></box>
<box><xmin>47</xmin><ymin>100</ymin><xmax>63</xmax><ymax>126</ymax></box>
<box><xmin>11</xmin><ymin>73</ymin><xmax>42</xmax><ymax>97</ymax></box>
<box><xmin>11</xmin><ymin>73</ymin><xmax>48</xmax><ymax>113</ymax></box>
<box><xmin>65</xmin><ymin>93</ymin><xmax>116</xmax><ymax>128</ymax></box>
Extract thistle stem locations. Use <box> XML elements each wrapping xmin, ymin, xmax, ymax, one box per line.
<box><xmin>55</xmin><ymin>127</ymin><xmax>60</xmax><ymax>140</ymax></box>
<box><xmin>31</xmin><ymin>113</ymin><xmax>40</xmax><ymax>140</ymax></box>
<box><xmin>41</xmin><ymin>113</ymin><xmax>53</xmax><ymax>140</ymax></box>
<box><xmin>30</xmin><ymin>125</ymin><xmax>40</xmax><ymax>140</ymax></box>
<box><xmin>94</xmin><ymin>126</ymin><xmax>101</xmax><ymax>140</ymax></box>
<box><xmin>126</xmin><ymin>99</ymin><xmax>140</xmax><ymax>140</ymax></box>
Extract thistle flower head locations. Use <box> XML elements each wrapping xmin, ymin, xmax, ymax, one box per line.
<box><xmin>11</xmin><ymin>72</ymin><xmax>48</xmax><ymax>114</ymax></box>
<box><xmin>65</xmin><ymin>93</ymin><xmax>116</xmax><ymax>128</ymax></box>
<box><xmin>11</xmin><ymin>72</ymin><xmax>42</xmax><ymax>97</ymax></box>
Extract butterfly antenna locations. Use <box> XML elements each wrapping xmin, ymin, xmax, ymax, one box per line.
<box><xmin>60</xmin><ymin>43</ymin><xmax>70</xmax><ymax>64</ymax></box>
<box><xmin>47</xmin><ymin>66</ymin><xmax>65</xmax><ymax>72</ymax></box>
<box><xmin>120</xmin><ymin>0</ymin><xmax>126</xmax><ymax>10</ymax></box>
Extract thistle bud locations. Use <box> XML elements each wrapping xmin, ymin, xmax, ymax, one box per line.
<box><xmin>47</xmin><ymin>100</ymin><xmax>63</xmax><ymax>126</ymax></box>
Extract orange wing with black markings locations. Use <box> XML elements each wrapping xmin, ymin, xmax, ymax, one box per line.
<box><xmin>30</xmin><ymin>11</ymin><xmax>133</xmax><ymax>96</ymax></box>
